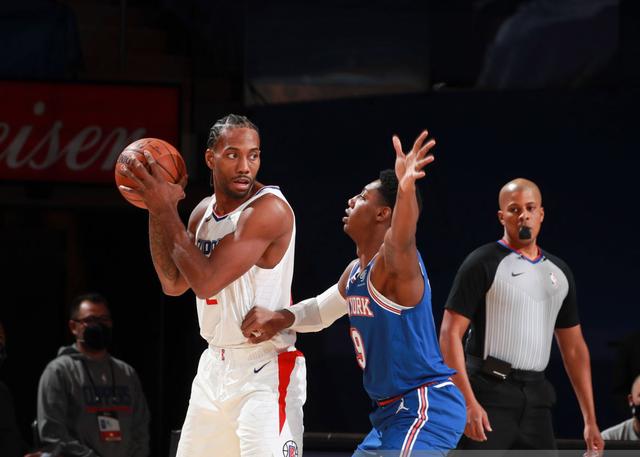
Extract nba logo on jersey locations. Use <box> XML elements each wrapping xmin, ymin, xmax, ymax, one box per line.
<box><xmin>282</xmin><ymin>440</ymin><xmax>298</xmax><ymax>457</ymax></box>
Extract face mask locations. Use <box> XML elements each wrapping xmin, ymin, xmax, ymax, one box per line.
<box><xmin>519</xmin><ymin>226</ymin><xmax>532</xmax><ymax>240</ymax></box>
<box><xmin>81</xmin><ymin>323</ymin><xmax>112</xmax><ymax>351</ymax></box>
<box><xmin>632</xmin><ymin>403</ymin><xmax>640</xmax><ymax>421</ymax></box>
<box><xmin>0</xmin><ymin>343</ymin><xmax>6</xmax><ymax>369</ymax></box>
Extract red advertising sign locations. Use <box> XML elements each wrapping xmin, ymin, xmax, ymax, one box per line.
<box><xmin>0</xmin><ymin>81</ymin><xmax>180</xmax><ymax>183</ymax></box>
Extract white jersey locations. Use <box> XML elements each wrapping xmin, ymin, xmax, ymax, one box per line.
<box><xmin>194</xmin><ymin>186</ymin><xmax>296</xmax><ymax>350</ymax></box>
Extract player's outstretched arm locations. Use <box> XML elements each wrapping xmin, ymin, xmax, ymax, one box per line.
<box><xmin>374</xmin><ymin>131</ymin><xmax>435</xmax><ymax>307</ymax></box>
<box><xmin>240</xmin><ymin>261</ymin><xmax>354</xmax><ymax>343</ymax></box>
<box><xmin>384</xmin><ymin>130</ymin><xmax>435</xmax><ymax>260</ymax></box>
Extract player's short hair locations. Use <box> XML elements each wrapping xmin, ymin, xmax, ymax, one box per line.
<box><xmin>69</xmin><ymin>293</ymin><xmax>110</xmax><ymax>320</ymax></box>
<box><xmin>207</xmin><ymin>114</ymin><xmax>259</xmax><ymax>149</ymax></box>
<box><xmin>378</xmin><ymin>169</ymin><xmax>423</xmax><ymax>214</ymax></box>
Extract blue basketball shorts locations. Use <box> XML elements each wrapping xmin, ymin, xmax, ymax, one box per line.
<box><xmin>354</xmin><ymin>380</ymin><xmax>466</xmax><ymax>457</ymax></box>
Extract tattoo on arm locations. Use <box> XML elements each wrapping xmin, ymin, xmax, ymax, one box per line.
<box><xmin>149</xmin><ymin>215</ymin><xmax>180</xmax><ymax>282</ymax></box>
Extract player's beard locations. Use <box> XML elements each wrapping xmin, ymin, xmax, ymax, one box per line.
<box><xmin>225</xmin><ymin>177</ymin><xmax>255</xmax><ymax>199</ymax></box>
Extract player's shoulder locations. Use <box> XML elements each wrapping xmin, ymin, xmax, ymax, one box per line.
<box><xmin>338</xmin><ymin>259</ymin><xmax>359</xmax><ymax>294</ymax></box>
<box><xmin>343</xmin><ymin>258</ymin><xmax>359</xmax><ymax>276</ymax></box>
<box><xmin>234</xmin><ymin>188</ymin><xmax>293</xmax><ymax>239</ymax></box>
<box><xmin>189</xmin><ymin>195</ymin><xmax>213</xmax><ymax>222</ymax></box>
<box><xmin>247</xmin><ymin>186</ymin><xmax>289</xmax><ymax>208</ymax></box>
<box><xmin>249</xmin><ymin>191</ymin><xmax>287</xmax><ymax>208</ymax></box>
<box><xmin>245</xmin><ymin>187</ymin><xmax>293</xmax><ymax>219</ymax></box>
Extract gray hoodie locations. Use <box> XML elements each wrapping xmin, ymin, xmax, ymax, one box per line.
<box><xmin>37</xmin><ymin>345</ymin><xmax>150</xmax><ymax>457</ymax></box>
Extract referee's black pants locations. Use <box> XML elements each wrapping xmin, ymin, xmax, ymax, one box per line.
<box><xmin>457</xmin><ymin>369</ymin><xmax>557</xmax><ymax>452</ymax></box>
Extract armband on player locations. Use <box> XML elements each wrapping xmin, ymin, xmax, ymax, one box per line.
<box><xmin>288</xmin><ymin>284</ymin><xmax>347</xmax><ymax>333</ymax></box>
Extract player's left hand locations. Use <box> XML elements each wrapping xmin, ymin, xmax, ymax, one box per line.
<box><xmin>241</xmin><ymin>306</ymin><xmax>294</xmax><ymax>344</ymax></box>
<box><xmin>583</xmin><ymin>422</ymin><xmax>604</xmax><ymax>456</ymax></box>
<box><xmin>392</xmin><ymin>130</ymin><xmax>436</xmax><ymax>193</ymax></box>
<box><xmin>118</xmin><ymin>150</ymin><xmax>186</xmax><ymax>214</ymax></box>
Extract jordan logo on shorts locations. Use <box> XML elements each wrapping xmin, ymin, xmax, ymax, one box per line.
<box><xmin>395</xmin><ymin>397</ymin><xmax>409</xmax><ymax>414</ymax></box>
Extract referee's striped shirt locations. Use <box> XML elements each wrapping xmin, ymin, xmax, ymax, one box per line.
<box><xmin>445</xmin><ymin>240</ymin><xmax>579</xmax><ymax>372</ymax></box>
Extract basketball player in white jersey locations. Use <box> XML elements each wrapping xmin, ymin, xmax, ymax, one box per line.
<box><xmin>118</xmin><ymin>114</ymin><xmax>305</xmax><ymax>457</ymax></box>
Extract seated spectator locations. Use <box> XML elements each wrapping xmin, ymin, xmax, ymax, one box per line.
<box><xmin>612</xmin><ymin>331</ymin><xmax>640</xmax><ymax>418</ymax></box>
<box><xmin>37</xmin><ymin>293</ymin><xmax>150</xmax><ymax>457</ymax></box>
<box><xmin>602</xmin><ymin>374</ymin><xmax>640</xmax><ymax>441</ymax></box>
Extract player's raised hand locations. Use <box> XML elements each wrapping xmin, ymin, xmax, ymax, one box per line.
<box><xmin>118</xmin><ymin>150</ymin><xmax>186</xmax><ymax>214</ymax></box>
<box><xmin>392</xmin><ymin>130</ymin><xmax>436</xmax><ymax>192</ymax></box>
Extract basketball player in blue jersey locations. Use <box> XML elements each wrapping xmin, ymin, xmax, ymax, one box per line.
<box><xmin>242</xmin><ymin>130</ymin><xmax>467</xmax><ymax>456</ymax></box>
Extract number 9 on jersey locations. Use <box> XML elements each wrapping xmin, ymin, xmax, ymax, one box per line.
<box><xmin>350</xmin><ymin>327</ymin><xmax>366</xmax><ymax>369</ymax></box>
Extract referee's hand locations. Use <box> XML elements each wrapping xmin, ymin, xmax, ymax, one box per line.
<box><xmin>583</xmin><ymin>422</ymin><xmax>604</xmax><ymax>456</ymax></box>
<box><xmin>464</xmin><ymin>399</ymin><xmax>492</xmax><ymax>441</ymax></box>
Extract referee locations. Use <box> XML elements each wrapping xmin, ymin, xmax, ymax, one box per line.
<box><xmin>439</xmin><ymin>178</ymin><xmax>604</xmax><ymax>451</ymax></box>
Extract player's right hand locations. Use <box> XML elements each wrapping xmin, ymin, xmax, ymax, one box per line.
<box><xmin>464</xmin><ymin>399</ymin><xmax>492</xmax><ymax>441</ymax></box>
<box><xmin>241</xmin><ymin>306</ymin><xmax>294</xmax><ymax>344</ymax></box>
<box><xmin>392</xmin><ymin>130</ymin><xmax>436</xmax><ymax>193</ymax></box>
<box><xmin>119</xmin><ymin>150</ymin><xmax>186</xmax><ymax>214</ymax></box>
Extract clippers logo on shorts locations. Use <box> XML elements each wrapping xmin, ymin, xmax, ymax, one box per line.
<box><xmin>347</xmin><ymin>296</ymin><xmax>374</xmax><ymax>318</ymax></box>
<box><xmin>282</xmin><ymin>440</ymin><xmax>298</xmax><ymax>457</ymax></box>
<box><xmin>196</xmin><ymin>238</ymin><xmax>220</xmax><ymax>256</ymax></box>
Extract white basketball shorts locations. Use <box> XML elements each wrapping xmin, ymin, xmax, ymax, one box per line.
<box><xmin>176</xmin><ymin>344</ymin><xmax>306</xmax><ymax>457</ymax></box>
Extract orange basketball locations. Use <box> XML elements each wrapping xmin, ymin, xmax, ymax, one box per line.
<box><xmin>115</xmin><ymin>138</ymin><xmax>187</xmax><ymax>209</ymax></box>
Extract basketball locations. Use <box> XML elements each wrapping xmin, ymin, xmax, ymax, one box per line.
<box><xmin>114</xmin><ymin>138</ymin><xmax>187</xmax><ymax>209</ymax></box>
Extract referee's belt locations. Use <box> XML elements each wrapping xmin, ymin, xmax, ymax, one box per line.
<box><xmin>466</xmin><ymin>355</ymin><xmax>545</xmax><ymax>383</ymax></box>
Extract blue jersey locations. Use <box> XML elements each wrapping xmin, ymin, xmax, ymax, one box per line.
<box><xmin>345</xmin><ymin>251</ymin><xmax>455</xmax><ymax>401</ymax></box>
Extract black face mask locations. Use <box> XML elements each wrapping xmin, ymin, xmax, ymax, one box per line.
<box><xmin>0</xmin><ymin>343</ymin><xmax>6</xmax><ymax>369</ymax></box>
<box><xmin>632</xmin><ymin>403</ymin><xmax>640</xmax><ymax>421</ymax></box>
<box><xmin>519</xmin><ymin>226</ymin><xmax>532</xmax><ymax>240</ymax></box>
<box><xmin>82</xmin><ymin>323</ymin><xmax>112</xmax><ymax>351</ymax></box>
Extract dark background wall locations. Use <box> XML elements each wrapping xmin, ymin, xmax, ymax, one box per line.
<box><xmin>0</xmin><ymin>0</ymin><xmax>634</xmax><ymax>455</ymax></box>
<box><xmin>2</xmin><ymin>87</ymin><xmax>637</xmax><ymax>451</ymax></box>
<box><xmin>254</xmin><ymin>87</ymin><xmax>639</xmax><ymax>435</ymax></box>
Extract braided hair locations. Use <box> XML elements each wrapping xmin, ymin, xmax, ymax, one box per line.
<box><xmin>207</xmin><ymin>114</ymin><xmax>259</xmax><ymax>149</ymax></box>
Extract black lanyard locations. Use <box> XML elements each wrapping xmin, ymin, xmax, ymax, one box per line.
<box><xmin>80</xmin><ymin>358</ymin><xmax>117</xmax><ymax>404</ymax></box>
